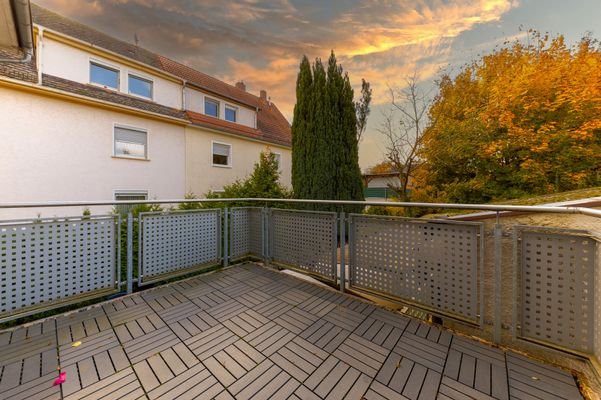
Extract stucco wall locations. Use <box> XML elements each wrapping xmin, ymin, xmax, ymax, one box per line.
<box><xmin>185</xmin><ymin>125</ymin><xmax>291</xmax><ymax>196</ymax></box>
<box><xmin>0</xmin><ymin>88</ymin><xmax>186</xmax><ymax>219</ymax></box>
<box><xmin>42</xmin><ymin>37</ymin><xmax>183</xmax><ymax>109</ymax></box>
<box><xmin>185</xmin><ymin>87</ymin><xmax>256</xmax><ymax>129</ymax></box>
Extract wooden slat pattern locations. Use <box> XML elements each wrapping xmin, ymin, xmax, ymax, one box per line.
<box><xmin>0</xmin><ymin>263</ymin><xmax>585</xmax><ymax>400</ymax></box>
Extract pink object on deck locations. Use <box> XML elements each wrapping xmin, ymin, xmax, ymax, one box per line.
<box><xmin>53</xmin><ymin>372</ymin><xmax>66</xmax><ymax>386</ymax></box>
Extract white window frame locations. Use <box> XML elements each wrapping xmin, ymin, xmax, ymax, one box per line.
<box><xmin>272</xmin><ymin>151</ymin><xmax>282</xmax><ymax>170</ymax></box>
<box><xmin>112</xmin><ymin>123</ymin><xmax>149</xmax><ymax>160</ymax></box>
<box><xmin>211</xmin><ymin>140</ymin><xmax>232</xmax><ymax>168</ymax></box>
<box><xmin>127</xmin><ymin>71</ymin><xmax>154</xmax><ymax>100</ymax></box>
<box><xmin>113</xmin><ymin>189</ymin><xmax>149</xmax><ymax>200</ymax></box>
<box><xmin>224</xmin><ymin>104</ymin><xmax>237</xmax><ymax>123</ymax></box>
<box><xmin>205</xmin><ymin>97</ymin><xmax>220</xmax><ymax>118</ymax></box>
<box><xmin>89</xmin><ymin>58</ymin><xmax>120</xmax><ymax>91</ymax></box>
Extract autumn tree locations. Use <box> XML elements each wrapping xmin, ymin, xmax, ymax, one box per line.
<box><xmin>416</xmin><ymin>32</ymin><xmax>601</xmax><ymax>203</ymax></box>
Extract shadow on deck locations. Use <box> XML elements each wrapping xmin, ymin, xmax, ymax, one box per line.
<box><xmin>0</xmin><ymin>263</ymin><xmax>583</xmax><ymax>400</ymax></box>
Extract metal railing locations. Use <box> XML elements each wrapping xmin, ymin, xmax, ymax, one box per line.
<box><xmin>0</xmin><ymin>197</ymin><xmax>600</xmax><ymax>377</ymax></box>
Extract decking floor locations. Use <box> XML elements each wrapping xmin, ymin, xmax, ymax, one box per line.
<box><xmin>0</xmin><ymin>263</ymin><xmax>583</xmax><ymax>400</ymax></box>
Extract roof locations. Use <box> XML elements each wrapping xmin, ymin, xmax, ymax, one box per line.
<box><xmin>42</xmin><ymin>74</ymin><xmax>187</xmax><ymax>119</ymax></box>
<box><xmin>0</xmin><ymin>3</ymin><xmax>291</xmax><ymax>146</ymax></box>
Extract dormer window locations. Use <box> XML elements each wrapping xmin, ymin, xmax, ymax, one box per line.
<box><xmin>225</xmin><ymin>105</ymin><xmax>237</xmax><ymax>123</ymax></box>
<box><xmin>128</xmin><ymin>74</ymin><xmax>153</xmax><ymax>99</ymax></box>
<box><xmin>205</xmin><ymin>98</ymin><xmax>219</xmax><ymax>118</ymax></box>
<box><xmin>90</xmin><ymin>61</ymin><xmax>119</xmax><ymax>90</ymax></box>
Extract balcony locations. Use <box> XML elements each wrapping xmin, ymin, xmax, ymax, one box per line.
<box><xmin>0</xmin><ymin>199</ymin><xmax>599</xmax><ymax>399</ymax></box>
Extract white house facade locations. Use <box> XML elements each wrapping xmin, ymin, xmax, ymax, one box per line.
<box><xmin>0</xmin><ymin>3</ymin><xmax>292</xmax><ymax>218</ymax></box>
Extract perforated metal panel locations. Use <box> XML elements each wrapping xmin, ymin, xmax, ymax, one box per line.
<box><xmin>269</xmin><ymin>209</ymin><xmax>337</xmax><ymax>282</ymax></box>
<box><xmin>348</xmin><ymin>214</ymin><xmax>481</xmax><ymax>322</ymax></box>
<box><xmin>0</xmin><ymin>215</ymin><xmax>119</xmax><ymax>319</ymax></box>
<box><xmin>139</xmin><ymin>210</ymin><xmax>221</xmax><ymax>285</ymax></box>
<box><xmin>516</xmin><ymin>227</ymin><xmax>597</xmax><ymax>353</ymax></box>
<box><xmin>230</xmin><ymin>207</ymin><xmax>262</xmax><ymax>260</ymax></box>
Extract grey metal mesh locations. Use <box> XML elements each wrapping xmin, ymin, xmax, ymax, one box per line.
<box><xmin>230</xmin><ymin>207</ymin><xmax>262</xmax><ymax>260</ymax></box>
<box><xmin>349</xmin><ymin>214</ymin><xmax>481</xmax><ymax>322</ymax></box>
<box><xmin>139</xmin><ymin>210</ymin><xmax>221</xmax><ymax>284</ymax></box>
<box><xmin>0</xmin><ymin>216</ymin><xmax>118</xmax><ymax>317</ymax></box>
<box><xmin>516</xmin><ymin>227</ymin><xmax>597</xmax><ymax>353</ymax></box>
<box><xmin>270</xmin><ymin>209</ymin><xmax>337</xmax><ymax>282</ymax></box>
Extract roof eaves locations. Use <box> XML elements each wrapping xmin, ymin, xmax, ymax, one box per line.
<box><xmin>188</xmin><ymin>121</ymin><xmax>291</xmax><ymax>148</ymax></box>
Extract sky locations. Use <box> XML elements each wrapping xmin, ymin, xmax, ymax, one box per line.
<box><xmin>35</xmin><ymin>0</ymin><xmax>601</xmax><ymax>169</ymax></box>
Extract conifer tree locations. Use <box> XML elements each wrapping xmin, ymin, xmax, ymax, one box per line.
<box><xmin>291</xmin><ymin>51</ymin><xmax>366</xmax><ymax>211</ymax></box>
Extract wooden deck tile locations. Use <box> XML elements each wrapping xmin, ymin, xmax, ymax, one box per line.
<box><xmin>114</xmin><ymin>314</ymin><xmax>166</xmax><ymax>343</ymax></box>
<box><xmin>204</xmin><ymin>340</ymin><xmax>266</xmax><ymax>386</ymax></box>
<box><xmin>63</xmin><ymin>367</ymin><xmax>145</xmax><ymax>400</ymax></box>
<box><xmin>0</xmin><ymin>347</ymin><xmax>58</xmax><ymax>392</ymax></box>
<box><xmin>123</xmin><ymin>326</ymin><xmax>181</xmax><ymax>364</ymax></box>
<box><xmin>206</xmin><ymin>299</ymin><xmax>248</xmax><ymax>321</ymax></box>
<box><xmin>376</xmin><ymin>351</ymin><xmax>443</xmax><ymax>399</ymax></box>
<box><xmin>0</xmin><ymin>329</ymin><xmax>56</xmax><ymax>367</ymax></box>
<box><xmin>0</xmin><ymin>371</ymin><xmax>61</xmax><ymax>400</ymax></box>
<box><xmin>228</xmin><ymin>359</ymin><xmax>300</xmax><ymax>400</ymax></box>
<box><xmin>156</xmin><ymin>301</ymin><xmax>202</xmax><ymax>325</ymax></box>
<box><xmin>273</xmin><ymin>307</ymin><xmax>319</xmax><ymax>334</ymax></box>
<box><xmin>333</xmin><ymin>333</ymin><xmax>389</xmax><ymax>377</ymax></box>
<box><xmin>304</xmin><ymin>355</ymin><xmax>371</xmax><ymax>399</ymax></box>
<box><xmin>244</xmin><ymin>321</ymin><xmax>295</xmax><ymax>356</ymax></box>
<box><xmin>170</xmin><ymin>310</ymin><xmax>219</xmax><ymax>341</ymax></box>
<box><xmin>56</xmin><ymin>307</ymin><xmax>111</xmax><ymax>345</ymax></box>
<box><xmin>223</xmin><ymin>310</ymin><xmax>270</xmax><ymax>337</ymax></box>
<box><xmin>185</xmin><ymin>324</ymin><xmax>237</xmax><ymax>360</ymax></box>
<box><xmin>253</xmin><ymin>297</ymin><xmax>294</xmax><ymax>319</ymax></box>
<box><xmin>146</xmin><ymin>362</ymin><xmax>226</xmax><ymax>400</ymax></box>
<box><xmin>142</xmin><ymin>288</ymin><xmax>188</xmax><ymax>312</ymax></box>
<box><xmin>270</xmin><ymin>336</ymin><xmax>329</xmax><ymax>382</ymax></box>
<box><xmin>237</xmin><ymin>289</ymin><xmax>272</xmax><ymax>306</ymax></box>
<box><xmin>103</xmin><ymin>301</ymin><xmax>154</xmax><ymax>327</ymax></box>
<box><xmin>394</xmin><ymin>328</ymin><xmax>450</xmax><ymax>373</ymax></box>
<box><xmin>323</xmin><ymin>304</ymin><xmax>367</xmax><ymax>331</ymax></box>
<box><xmin>300</xmin><ymin>319</ymin><xmax>350</xmax><ymax>353</ymax></box>
<box><xmin>277</xmin><ymin>288</ymin><xmax>313</xmax><ymax>305</ymax></box>
<box><xmin>354</xmin><ymin>315</ymin><xmax>404</xmax><ymax>350</ymax></box>
<box><xmin>192</xmin><ymin>290</ymin><xmax>231</xmax><ymax>310</ymax></box>
<box><xmin>59</xmin><ymin>329</ymin><xmax>121</xmax><ymax>367</ymax></box>
<box><xmin>219</xmin><ymin>282</ymin><xmax>253</xmax><ymax>298</ymax></box>
<box><xmin>299</xmin><ymin>296</ymin><xmax>337</xmax><ymax>317</ymax></box>
<box><xmin>506</xmin><ymin>353</ymin><xmax>582</xmax><ymax>400</ymax></box>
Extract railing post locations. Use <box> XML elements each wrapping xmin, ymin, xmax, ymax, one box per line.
<box><xmin>127</xmin><ymin>212</ymin><xmax>133</xmax><ymax>294</ymax></box>
<box><xmin>223</xmin><ymin>207</ymin><xmax>229</xmax><ymax>267</ymax></box>
<box><xmin>339</xmin><ymin>212</ymin><xmax>346</xmax><ymax>292</ymax></box>
<box><xmin>493</xmin><ymin>211</ymin><xmax>502</xmax><ymax>343</ymax></box>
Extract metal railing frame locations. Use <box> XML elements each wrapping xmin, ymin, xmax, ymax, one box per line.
<box><xmin>1</xmin><ymin>198</ymin><xmax>599</xmax><ymax>351</ymax></box>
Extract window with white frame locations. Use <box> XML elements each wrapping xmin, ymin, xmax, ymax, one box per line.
<box><xmin>90</xmin><ymin>61</ymin><xmax>119</xmax><ymax>90</ymax></box>
<box><xmin>205</xmin><ymin>98</ymin><xmax>219</xmax><ymax>118</ymax></box>
<box><xmin>212</xmin><ymin>142</ymin><xmax>231</xmax><ymax>166</ymax></box>
<box><xmin>225</xmin><ymin>105</ymin><xmax>237</xmax><ymax>122</ymax></box>
<box><xmin>114</xmin><ymin>126</ymin><xmax>148</xmax><ymax>159</ymax></box>
<box><xmin>128</xmin><ymin>74</ymin><xmax>153</xmax><ymax>99</ymax></box>
<box><xmin>273</xmin><ymin>152</ymin><xmax>281</xmax><ymax>166</ymax></box>
<box><xmin>114</xmin><ymin>190</ymin><xmax>148</xmax><ymax>214</ymax></box>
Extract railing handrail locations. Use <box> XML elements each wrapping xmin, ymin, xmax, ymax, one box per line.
<box><xmin>0</xmin><ymin>198</ymin><xmax>600</xmax><ymax>218</ymax></box>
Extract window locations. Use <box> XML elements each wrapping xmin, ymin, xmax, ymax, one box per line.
<box><xmin>128</xmin><ymin>74</ymin><xmax>153</xmax><ymax>99</ymax></box>
<box><xmin>273</xmin><ymin>152</ymin><xmax>281</xmax><ymax>166</ymax></box>
<box><xmin>225</xmin><ymin>105</ymin><xmax>237</xmax><ymax>122</ymax></box>
<box><xmin>212</xmin><ymin>142</ymin><xmax>231</xmax><ymax>166</ymax></box>
<box><xmin>90</xmin><ymin>61</ymin><xmax>119</xmax><ymax>89</ymax></box>
<box><xmin>114</xmin><ymin>126</ymin><xmax>147</xmax><ymax>159</ymax></box>
<box><xmin>114</xmin><ymin>190</ymin><xmax>147</xmax><ymax>215</ymax></box>
<box><xmin>205</xmin><ymin>98</ymin><xmax>219</xmax><ymax>117</ymax></box>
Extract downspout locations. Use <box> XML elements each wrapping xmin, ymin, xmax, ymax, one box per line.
<box><xmin>36</xmin><ymin>25</ymin><xmax>43</xmax><ymax>83</ymax></box>
<box><xmin>0</xmin><ymin>0</ymin><xmax>34</xmax><ymax>63</ymax></box>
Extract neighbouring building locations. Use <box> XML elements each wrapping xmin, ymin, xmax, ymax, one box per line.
<box><xmin>0</xmin><ymin>3</ymin><xmax>291</xmax><ymax>218</ymax></box>
<box><xmin>362</xmin><ymin>171</ymin><xmax>401</xmax><ymax>201</ymax></box>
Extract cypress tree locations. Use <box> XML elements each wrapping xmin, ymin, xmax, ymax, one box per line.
<box><xmin>291</xmin><ymin>51</ymin><xmax>365</xmax><ymax>212</ymax></box>
<box><xmin>291</xmin><ymin>56</ymin><xmax>312</xmax><ymax>199</ymax></box>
